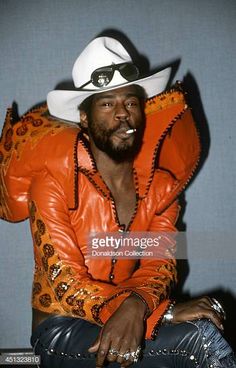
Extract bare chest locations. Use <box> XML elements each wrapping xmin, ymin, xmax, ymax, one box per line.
<box><xmin>111</xmin><ymin>187</ymin><xmax>137</xmax><ymax>229</ymax></box>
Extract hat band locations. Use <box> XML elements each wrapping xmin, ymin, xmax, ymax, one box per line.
<box><xmin>78</xmin><ymin>62</ymin><xmax>140</xmax><ymax>90</ymax></box>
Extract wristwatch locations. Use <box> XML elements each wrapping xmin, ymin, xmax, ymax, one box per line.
<box><xmin>162</xmin><ymin>302</ymin><xmax>175</xmax><ymax>324</ymax></box>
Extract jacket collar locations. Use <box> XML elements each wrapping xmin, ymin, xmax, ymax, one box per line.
<box><xmin>0</xmin><ymin>82</ymin><xmax>200</xmax><ymax>221</ymax></box>
<box><xmin>75</xmin><ymin>82</ymin><xmax>201</xmax><ymax>213</ymax></box>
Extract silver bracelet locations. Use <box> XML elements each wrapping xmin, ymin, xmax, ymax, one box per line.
<box><xmin>162</xmin><ymin>303</ymin><xmax>175</xmax><ymax>324</ymax></box>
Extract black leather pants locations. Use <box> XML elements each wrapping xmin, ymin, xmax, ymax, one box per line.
<box><xmin>31</xmin><ymin>316</ymin><xmax>235</xmax><ymax>368</ymax></box>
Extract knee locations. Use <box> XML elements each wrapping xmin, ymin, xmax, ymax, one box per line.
<box><xmin>144</xmin><ymin>322</ymin><xmax>208</xmax><ymax>367</ymax></box>
<box><xmin>157</xmin><ymin>321</ymin><xmax>201</xmax><ymax>349</ymax></box>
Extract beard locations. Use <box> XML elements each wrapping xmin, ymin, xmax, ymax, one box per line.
<box><xmin>88</xmin><ymin>119</ymin><xmax>145</xmax><ymax>163</ymax></box>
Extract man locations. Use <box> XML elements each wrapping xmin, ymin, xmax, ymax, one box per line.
<box><xmin>0</xmin><ymin>36</ymin><xmax>235</xmax><ymax>367</ymax></box>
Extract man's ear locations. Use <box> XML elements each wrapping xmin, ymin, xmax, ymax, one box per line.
<box><xmin>80</xmin><ymin>111</ymin><xmax>88</xmax><ymax>129</ymax></box>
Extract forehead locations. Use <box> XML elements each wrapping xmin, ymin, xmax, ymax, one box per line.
<box><xmin>93</xmin><ymin>85</ymin><xmax>140</xmax><ymax>100</ymax></box>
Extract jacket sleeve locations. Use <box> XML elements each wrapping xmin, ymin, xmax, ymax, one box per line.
<box><xmin>0</xmin><ymin>106</ymin><xmax>80</xmax><ymax>221</ymax></box>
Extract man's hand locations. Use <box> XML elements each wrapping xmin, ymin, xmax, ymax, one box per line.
<box><xmin>88</xmin><ymin>294</ymin><xmax>146</xmax><ymax>368</ymax></box>
<box><xmin>172</xmin><ymin>296</ymin><xmax>224</xmax><ymax>330</ymax></box>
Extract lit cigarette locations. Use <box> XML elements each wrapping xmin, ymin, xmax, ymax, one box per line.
<box><xmin>126</xmin><ymin>129</ymin><xmax>137</xmax><ymax>134</ymax></box>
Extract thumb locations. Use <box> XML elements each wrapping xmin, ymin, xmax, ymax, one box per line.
<box><xmin>88</xmin><ymin>335</ymin><xmax>101</xmax><ymax>353</ymax></box>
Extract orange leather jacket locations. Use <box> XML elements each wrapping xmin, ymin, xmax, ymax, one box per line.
<box><xmin>0</xmin><ymin>82</ymin><xmax>200</xmax><ymax>339</ymax></box>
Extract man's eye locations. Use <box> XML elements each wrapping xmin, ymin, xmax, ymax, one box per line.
<box><xmin>101</xmin><ymin>102</ymin><xmax>113</xmax><ymax>107</ymax></box>
<box><xmin>126</xmin><ymin>101</ymin><xmax>138</xmax><ymax>108</ymax></box>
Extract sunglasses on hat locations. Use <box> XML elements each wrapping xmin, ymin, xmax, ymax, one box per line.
<box><xmin>79</xmin><ymin>62</ymin><xmax>140</xmax><ymax>89</ymax></box>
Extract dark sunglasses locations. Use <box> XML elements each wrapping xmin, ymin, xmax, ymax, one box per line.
<box><xmin>79</xmin><ymin>63</ymin><xmax>140</xmax><ymax>89</ymax></box>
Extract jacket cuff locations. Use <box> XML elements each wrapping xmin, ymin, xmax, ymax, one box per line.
<box><xmin>127</xmin><ymin>288</ymin><xmax>155</xmax><ymax>317</ymax></box>
<box><xmin>99</xmin><ymin>288</ymin><xmax>156</xmax><ymax>325</ymax></box>
<box><xmin>99</xmin><ymin>291</ymin><xmax>132</xmax><ymax>323</ymax></box>
<box><xmin>145</xmin><ymin>299</ymin><xmax>171</xmax><ymax>339</ymax></box>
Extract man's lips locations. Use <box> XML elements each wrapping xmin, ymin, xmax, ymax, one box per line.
<box><xmin>112</xmin><ymin>127</ymin><xmax>136</xmax><ymax>139</ymax></box>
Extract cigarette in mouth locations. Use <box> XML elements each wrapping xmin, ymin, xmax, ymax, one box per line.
<box><xmin>126</xmin><ymin>129</ymin><xmax>137</xmax><ymax>134</ymax></box>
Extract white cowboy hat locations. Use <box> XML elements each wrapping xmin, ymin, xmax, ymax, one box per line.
<box><xmin>47</xmin><ymin>36</ymin><xmax>171</xmax><ymax>122</ymax></box>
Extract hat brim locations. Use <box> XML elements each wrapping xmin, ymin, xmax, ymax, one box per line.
<box><xmin>47</xmin><ymin>67</ymin><xmax>171</xmax><ymax>123</ymax></box>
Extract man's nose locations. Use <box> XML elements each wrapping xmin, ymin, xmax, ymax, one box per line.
<box><xmin>115</xmin><ymin>103</ymin><xmax>129</xmax><ymax>120</ymax></box>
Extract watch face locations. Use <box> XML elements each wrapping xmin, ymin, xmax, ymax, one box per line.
<box><xmin>163</xmin><ymin>303</ymin><xmax>174</xmax><ymax>323</ymax></box>
<box><xmin>166</xmin><ymin>313</ymin><xmax>173</xmax><ymax>321</ymax></box>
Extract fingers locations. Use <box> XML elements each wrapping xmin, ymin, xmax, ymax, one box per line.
<box><xmin>106</xmin><ymin>336</ymin><xmax>121</xmax><ymax>363</ymax></box>
<box><xmin>106</xmin><ymin>346</ymin><xmax>120</xmax><ymax>363</ymax></box>
<box><xmin>110</xmin><ymin>347</ymin><xmax>139</xmax><ymax>367</ymax></box>
<box><xmin>206</xmin><ymin>309</ymin><xmax>224</xmax><ymax>331</ymax></box>
<box><xmin>95</xmin><ymin>335</ymin><xmax>140</xmax><ymax>368</ymax></box>
<box><xmin>196</xmin><ymin>296</ymin><xmax>224</xmax><ymax>330</ymax></box>
<box><xmin>88</xmin><ymin>338</ymin><xmax>100</xmax><ymax>353</ymax></box>
<box><xmin>116</xmin><ymin>341</ymin><xmax>137</xmax><ymax>367</ymax></box>
<box><xmin>173</xmin><ymin>296</ymin><xmax>225</xmax><ymax>331</ymax></box>
<box><xmin>193</xmin><ymin>306</ymin><xmax>223</xmax><ymax>330</ymax></box>
<box><xmin>95</xmin><ymin>334</ymin><xmax>111</xmax><ymax>368</ymax></box>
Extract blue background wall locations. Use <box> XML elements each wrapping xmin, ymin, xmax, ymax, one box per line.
<box><xmin>0</xmin><ymin>0</ymin><xmax>235</xmax><ymax>348</ymax></box>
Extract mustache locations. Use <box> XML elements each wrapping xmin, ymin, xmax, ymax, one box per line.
<box><xmin>108</xmin><ymin>120</ymin><xmax>133</xmax><ymax>135</ymax></box>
